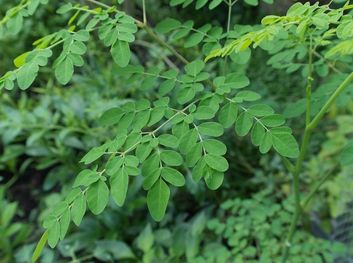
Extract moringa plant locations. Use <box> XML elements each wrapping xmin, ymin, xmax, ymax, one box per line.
<box><xmin>1</xmin><ymin>0</ymin><xmax>353</xmax><ymax>262</ymax></box>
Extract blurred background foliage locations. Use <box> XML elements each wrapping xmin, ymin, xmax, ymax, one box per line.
<box><xmin>1</xmin><ymin>0</ymin><xmax>353</xmax><ymax>262</ymax></box>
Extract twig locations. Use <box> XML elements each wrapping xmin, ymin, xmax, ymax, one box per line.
<box><xmin>301</xmin><ymin>165</ymin><xmax>337</xmax><ymax>208</ymax></box>
<box><xmin>142</xmin><ymin>0</ymin><xmax>147</xmax><ymax>25</ymax></box>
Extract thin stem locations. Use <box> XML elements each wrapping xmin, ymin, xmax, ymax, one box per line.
<box><xmin>193</xmin><ymin>124</ymin><xmax>207</xmax><ymax>155</ymax></box>
<box><xmin>72</xmin><ymin>7</ymin><xmax>99</xmax><ymax>14</ymax></box>
<box><xmin>281</xmin><ymin>71</ymin><xmax>353</xmax><ymax>262</ymax></box>
<box><xmin>142</xmin><ymin>25</ymin><xmax>189</xmax><ymax>64</ymax></box>
<box><xmin>86</xmin><ymin>0</ymin><xmax>110</xmax><ymax>9</ymax></box>
<box><xmin>301</xmin><ymin>165</ymin><xmax>337</xmax><ymax>208</ymax></box>
<box><xmin>223</xmin><ymin>0</ymin><xmax>234</xmax><ymax>75</ymax></box>
<box><xmin>235</xmin><ymin>102</ymin><xmax>269</xmax><ymax>131</ymax></box>
<box><xmin>142</xmin><ymin>0</ymin><xmax>147</xmax><ymax>25</ymax></box>
<box><xmin>134</xmin><ymin>40</ymin><xmax>179</xmax><ymax>69</ymax></box>
<box><xmin>282</xmin><ymin>39</ymin><xmax>314</xmax><ymax>260</ymax></box>
<box><xmin>4</xmin><ymin>173</ymin><xmax>20</xmax><ymax>190</ymax></box>
<box><xmin>84</xmin><ymin>0</ymin><xmax>189</xmax><ymax>65</ymax></box>
<box><xmin>141</xmin><ymin>72</ymin><xmax>180</xmax><ymax>82</ymax></box>
<box><xmin>180</xmin><ymin>25</ymin><xmax>217</xmax><ymax>41</ymax></box>
<box><xmin>152</xmin><ymin>102</ymin><xmax>195</xmax><ymax>134</ymax></box>
<box><xmin>281</xmin><ymin>157</ymin><xmax>294</xmax><ymax>173</ymax></box>
<box><xmin>307</xmin><ymin>72</ymin><xmax>353</xmax><ymax>131</ymax></box>
<box><xmin>85</xmin><ymin>0</ymin><xmax>217</xmax><ymax>92</ymax></box>
<box><xmin>305</xmin><ymin>36</ymin><xmax>313</xmax><ymax>126</ymax></box>
<box><xmin>227</xmin><ymin>0</ymin><xmax>232</xmax><ymax>33</ymax></box>
<box><xmin>312</xmin><ymin>50</ymin><xmax>343</xmax><ymax>74</ymax></box>
<box><xmin>176</xmin><ymin>108</ymin><xmax>207</xmax><ymax>155</ymax></box>
<box><xmin>281</xmin><ymin>128</ymin><xmax>311</xmax><ymax>262</ymax></box>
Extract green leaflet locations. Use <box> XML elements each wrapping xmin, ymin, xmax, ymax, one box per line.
<box><xmin>235</xmin><ymin>112</ymin><xmax>253</xmax><ymax>136</ymax></box>
<box><xmin>16</xmin><ymin>64</ymin><xmax>38</xmax><ymax>90</ymax></box>
<box><xmin>193</xmin><ymin>106</ymin><xmax>216</xmax><ymax>120</ymax></box>
<box><xmin>136</xmin><ymin>143</ymin><xmax>153</xmax><ymax>162</ymax></box>
<box><xmin>70</xmin><ymin>41</ymin><xmax>87</xmax><ymax>55</ymax></box>
<box><xmin>158</xmin><ymin>134</ymin><xmax>179</xmax><ymax>149</ymax></box>
<box><xmin>204</xmin><ymin>154</ymin><xmax>229</xmax><ymax>172</ymax></box>
<box><xmin>73</xmin><ymin>169</ymin><xmax>100</xmax><ymax>187</ymax></box>
<box><xmin>186</xmin><ymin>143</ymin><xmax>203</xmax><ymax>167</ymax></box>
<box><xmin>57</xmin><ymin>3</ymin><xmax>73</xmax><ymax>14</ymax></box>
<box><xmin>271</xmin><ymin>131</ymin><xmax>299</xmax><ymax>158</ymax></box>
<box><xmin>32</xmin><ymin>231</ymin><xmax>48</xmax><ymax>263</ymax></box>
<box><xmin>99</xmin><ymin>108</ymin><xmax>124</xmax><ymax>126</ymax></box>
<box><xmin>54</xmin><ymin>32</ymin><xmax>89</xmax><ymax>85</ymax></box>
<box><xmin>156</xmin><ymin>18</ymin><xmax>181</xmax><ymax>33</ymax></box>
<box><xmin>236</xmin><ymin>91</ymin><xmax>261</xmax><ymax>102</ymax></box>
<box><xmin>192</xmin><ymin>158</ymin><xmax>206</xmax><ymax>182</ymax></box>
<box><xmin>111</xmin><ymin>40</ymin><xmax>131</xmax><ymax>67</ymax></box>
<box><xmin>259</xmin><ymin>131</ymin><xmax>272</xmax><ymax>154</ymax></box>
<box><xmin>98</xmin><ymin>11</ymin><xmax>137</xmax><ymax>67</ymax></box>
<box><xmin>244</xmin><ymin>0</ymin><xmax>259</xmax><ymax>6</ymax></box>
<box><xmin>185</xmin><ymin>60</ymin><xmax>205</xmax><ymax>76</ymax></box>
<box><xmin>71</xmin><ymin>193</ymin><xmax>86</xmax><ymax>226</ymax></box>
<box><xmin>136</xmin><ymin>224</ymin><xmax>154</xmax><ymax>253</ymax></box>
<box><xmin>218</xmin><ymin>102</ymin><xmax>238</xmax><ymax>128</ymax></box>
<box><xmin>203</xmin><ymin>139</ymin><xmax>227</xmax><ymax>156</ymax></box>
<box><xmin>111</xmin><ymin>169</ymin><xmax>129</xmax><ymax>206</ymax></box>
<box><xmin>184</xmin><ymin>32</ymin><xmax>204</xmax><ymax>48</ymax></box>
<box><xmin>179</xmin><ymin>129</ymin><xmax>198</xmax><ymax>154</ymax></box>
<box><xmin>147</xmin><ymin>178</ymin><xmax>170</xmax><ymax>221</ymax></box>
<box><xmin>198</xmin><ymin>122</ymin><xmax>224</xmax><ymax>137</ymax></box>
<box><xmin>156</xmin><ymin>17</ymin><xmax>222</xmax><ymax>54</ymax></box>
<box><xmin>204</xmin><ymin>167</ymin><xmax>224</xmax><ymax>190</ymax></box>
<box><xmin>161</xmin><ymin>167</ymin><xmax>185</xmax><ymax>187</ymax></box>
<box><xmin>312</xmin><ymin>13</ymin><xmax>330</xmax><ymax>30</ymax></box>
<box><xmin>143</xmin><ymin>168</ymin><xmax>161</xmax><ymax>190</ymax></box>
<box><xmin>55</xmin><ymin>56</ymin><xmax>74</xmax><ymax>85</ymax></box>
<box><xmin>47</xmin><ymin>221</ymin><xmax>60</xmax><ymax>248</ymax></box>
<box><xmin>148</xmin><ymin>107</ymin><xmax>165</xmax><ymax>126</ymax></box>
<box><xmin>10</xmin><ymin>49</ymin><xmax>52</xmax><ymax>90</ymax></box>
<box><xmin>248</xmin><ymin>104</ymin><xmax>274</xmax><ymax>117</ymax></box>
<box><xmin>251</xmin><ymin>122</ymin><xmax>265</xmax><ymax>146</ymax></box>
<box><xmin>261</xmin><ymin>114</ymin><xmax>285</xmax><ymax>127</ymax></box>
<box><xmin>80</xmin><ymin>145</ymin><xmax>107</xmax><ymax>164</ymax></box>
<box><xmin>87</xmin><ymin>180</ymin><xmax>110</xmax><ymax>215</ymax></box>
<box><xmin>59</xmin><ymin>209</ymin><xmax>70</xmax><ymax>240</ymax></box>
<box><xmin>160</xmin><ymin>150</ymin><xmax>183</xmax><ymax>166</ymax></box>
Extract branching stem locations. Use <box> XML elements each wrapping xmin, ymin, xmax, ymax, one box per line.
<box><xmin>142</xmin><ymin>25</ymin><xmax>189</xmax><ymax>64</ymax></box>
<box><xmin>86</xmin><ymin>0</ymin><xmax>110</xmax><ymax>9</ymax></box>
<box><xmin>281</xmin><ymin>71</ymin><xmax>353</xmax><ymax>262</ymax></box>
<box><xmin>307</xmin><ymin>72</ymin><xmax>353</xmax><ymax>131</ymax></box>
<box><xmin>301</xmin><ymin>165</ymin><xmax>337</xmax><ymax>208</ymax></box>
<box><xmin>85</xmin><ymin>0</ymin><xmax>189</xmax><ymax>65</ymax></box>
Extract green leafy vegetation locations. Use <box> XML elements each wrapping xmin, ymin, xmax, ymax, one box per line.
<box><xmin>1</xmin><ymin>0</ymin><xmax>353</xmax><ymax>262</ymax></box>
